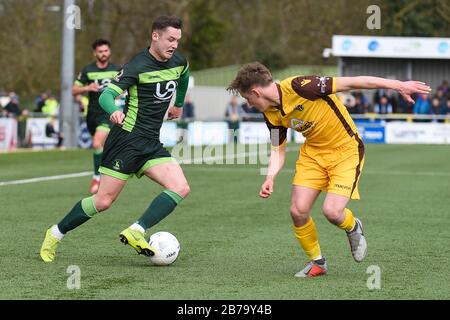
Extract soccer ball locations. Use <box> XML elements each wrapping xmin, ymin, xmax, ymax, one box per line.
<box><xmin>148</xmin><ymin>231</ymin><xmax>180</xmax><ymax>266</ymax></box>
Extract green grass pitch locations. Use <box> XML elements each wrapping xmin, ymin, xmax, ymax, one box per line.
<box><xmin>0</xmin><ymin>144</ymin><xmax>449</xmax><ymax>299</ymax></box>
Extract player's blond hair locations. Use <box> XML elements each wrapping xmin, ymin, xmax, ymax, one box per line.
<box><xmin>227</xmin><ymin>62</ymin><xmax>273</xmax><ymax>95</ymax></box>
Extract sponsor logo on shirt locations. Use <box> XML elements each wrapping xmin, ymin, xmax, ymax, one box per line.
<box><xmin>114</xmin><ymin>69</ymin><xmax>124</xmax><ymax>82</ymax></box>
<box><xmin>154</xmin><ymin>80</ymin><xmax>177</xmax><ymax>101</ymax></box>
<box><xmin>290</xmin><ymin>118</ymin><xmax>315</xmax><ymax>134</ymax></box>
<box><xmin>300</xmin><ymin>79</ymin><xmax>311</xmax><ymax>87</ymax></box>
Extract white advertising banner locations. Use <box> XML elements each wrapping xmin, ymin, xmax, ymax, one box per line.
<box><xmin>239</xmin><ymin>122</ymin><xmax>271</xmax><ymax>144</ymax></box>
<box><xmin>26</xmin><ymin>118</ymin><xmax>59</xmax><ymax>148</ymax></box>
<box><xmin>332</xmin><ymin>35</ymin><xmax>450</xmax><ymax>59</ymax></box>
<box><xmin>0</xmin><ymin>118</ymin><xmax>17</xmax><ymax>151</ymax></box>
<box><xmin>187</xmin><ymin>121</ymin><xmax>229</xmax><ymax>146</ymax></box>
<box><xmin>385</xmin><ymin>122</ymin><xmax>450</xmax><ymax>144</ymax></box>
<box><xmin>240</xmin><ymin>123</ymin><xmax>300</xmax><ymax>145</ymax></box>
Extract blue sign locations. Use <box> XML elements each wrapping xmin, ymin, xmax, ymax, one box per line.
<box><xmin>368</xmin><ymin>40</ymin><xmax>379</xmax><ymax>52</ymax></box>
<box><xmin>342</xmin><ymin>39</ymin><xmax>352</xmax><ymax>51</ymax></box>
<box><xmin>356</xmin><ymin>123</ymin><xmax>385</xmax><ymax>144</ymax></box>
<box><xmin>438</xmin><ymin>42</ymin><xmax>449</xmax><ymax>54</ymax></box>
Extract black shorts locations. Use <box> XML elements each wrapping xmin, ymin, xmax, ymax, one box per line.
<box><xmin>86</xmin><ymin>112</ymin><xmax>112</xmax><ymax>136</ymax></box>
<box><xmin>99</xmin><ymin>127</ymin><xmax>173</xmax><ymax>180</ymax></box>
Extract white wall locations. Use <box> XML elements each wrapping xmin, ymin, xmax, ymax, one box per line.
<box><xmin>187</xmin><ymin>86</ymin><xmax>245</xmax><ymax>120</ymax></box>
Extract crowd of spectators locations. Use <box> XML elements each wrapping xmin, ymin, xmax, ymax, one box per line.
<box><xmin>0</xmin><ymin>91</ymin><xmax>28</xmax><ymax>119</ymax></box>
<box><xmin>34</xmin><ymin>91</ymin><xmax>60</xmax><ymax>116</ymax></box>
<box><xmin>1</xmin><ymin>79</ymin><xmax>449</xmax><ymax>129</ymax></box>
<box><xmin>0</xmin><ymin>90</ymin><xmax>62</xmax><ymax>119</ymax></box>
<box><xmin>0</xmin><ymin>90</ymin><xmax>63</xmax><ymax>148</ymax></box>
<box><xmin>338</xmin><ymin>80</ymin><xmax>450</xmax><ymax>116</ymax></box>
<box><xmin>219</xmin><ymin>80</ymin><xmax>450</xmax><ymax>121</ymax></box>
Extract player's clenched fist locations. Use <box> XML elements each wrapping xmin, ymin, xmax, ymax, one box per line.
<box><xmin>259</xmin><ymin>178</ymin><xmax>274</xmax><ymax>198</ymax></box>
<box><xmin>110</xmin><ymin>110</ymin><xmax>125</xmax><ymax>125</ymax></box>
<box><xmin>167</xmin><ymin>106</ymin><xmax>182</xmax><ymax>120</ymax></box>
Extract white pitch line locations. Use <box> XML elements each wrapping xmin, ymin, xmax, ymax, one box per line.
<box><xmin>0</xmin><ymin>172</ymin><xmax>92</xmax><ymax>186</ymax></box>
<box><xmin>1</xmin><ymin>146</ymin><xmax>449</xmax><ymax>186</ymax></box>
<box><xmin>0</xmin><ymin>151</ymin><xmax>268</xmax><ymax>187</ymax></box>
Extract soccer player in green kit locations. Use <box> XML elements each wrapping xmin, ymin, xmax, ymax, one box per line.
<box><xmin>40</xmin><ymin>16</ymin><xmax>190</xmax><ymax>262</ymax></box>
<box><xmin>72</xmin><ymin>39</ymin><xmax>120</xmax><ymax>194</ymax></box>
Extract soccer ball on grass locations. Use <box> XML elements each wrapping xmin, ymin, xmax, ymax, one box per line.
<box><xmin>148</xmin><ymin>231</ymin><xmax>180</xmax><ymax>266</ymax></box>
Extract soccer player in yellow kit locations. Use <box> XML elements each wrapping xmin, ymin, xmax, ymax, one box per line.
<box><xmin>227</xmin><ymin>62</ymin><xmax>431</xmax><ymax>277</ymax></box>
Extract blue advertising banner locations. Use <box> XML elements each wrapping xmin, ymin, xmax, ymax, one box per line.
<box><xmin>355</xmin><ymin>120</ymin><xmax>385</xmax><ymax>144</ymax></box>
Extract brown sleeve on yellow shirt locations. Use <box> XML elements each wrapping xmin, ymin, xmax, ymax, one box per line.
<box><xmin>291</xmin><ymin>76</ymin><xmax>335</xmax><ymax>100</ymax></box>
<box><xmin>263</xmin><ymin>114</ymin><xmax>287</xmax><ymax>147</ymax></box>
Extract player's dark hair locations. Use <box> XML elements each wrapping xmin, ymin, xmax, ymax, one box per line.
<box><xmin>227</xmin><ymin>62</ymin><xmax>273</xmax><ymax>95</ymax></box>
<box><xmin>92</xmin><ymin>39</ymin><xmax>111</xmax><ymax>50</ymax></box>
<box><xmin>152</xmin><ymin>15</ymin><xmax>183</xmax><ymax>32</ymax></box>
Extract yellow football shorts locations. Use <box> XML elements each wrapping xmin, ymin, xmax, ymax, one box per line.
<box><xmin>293</xmin><ymin>141</ymin><xmax>365</xmax><ymax>199</ymax></box>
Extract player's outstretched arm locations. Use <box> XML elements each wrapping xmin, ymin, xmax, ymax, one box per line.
<box><xmin>335</xmin><ymin>76</ymin><xmax>431</xmax><ymax>104</ymax></box>
<box><xmin>260</xmin><ymin>145</ymin><xmax>286</xmax><ymax>199</ymax></box>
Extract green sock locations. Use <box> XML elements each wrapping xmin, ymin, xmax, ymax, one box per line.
<box><xmin>93</xmin><ymin>149</ymin><xmax>103</xmax><ymax>176</ymax></box>
<box><xmin>137</xmin><ymin>190</ymin><xmax>184</xmax><ymax>230</ymax></box>
<box><xmin>57</xmin><ymin>197</ymin><xmax>98</xmax><ymax>234</ymax></box>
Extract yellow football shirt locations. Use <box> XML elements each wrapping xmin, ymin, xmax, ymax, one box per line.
<box><xmin>263</xmin><ymin>76</ymin><xmax>362</xmax><ymax>149</ymax></box>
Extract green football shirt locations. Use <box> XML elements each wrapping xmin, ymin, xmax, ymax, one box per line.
<box><xmin>74</xmin><ymin>62</ymin><xmax>120</xmax><ymax>115</ymax></box>
<box><xmin>107</xmin><ymin>48</ymin><xmax>189</xmax><ymax>138</ymax></box>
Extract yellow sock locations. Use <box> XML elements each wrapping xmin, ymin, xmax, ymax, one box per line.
<box><xmin>337</xmin><ymin>208</ymin><xmax>356</xmax><ymax>232</ymax></box>
<box><xmin>294</xmin><ymin>218</ymin><xmax>321</xmax><ymax>261</ymax></box>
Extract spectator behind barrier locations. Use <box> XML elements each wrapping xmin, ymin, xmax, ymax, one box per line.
<box><xmin>181</xmin><ymin>94</ymin><xmax>195</xmax><ymax>120</ymax></box>
<box><xmin>176</xmin><ymin>94</ymin><xmax>195</xmax><ymax>143</ymax></box>
<box><xmin>438</xmin><ymin>80</ymin><xmax>449</xmax><ymax>96</ymax></box>
<box><xmin>45</xmin><ymin>116</ymin><xmax>64</xmax><ymax>148</ymax></box>
<box><xmin>396</xmin><ymin>92</ymin><xmax>411</xmax><ymax>113</ymax></box>
<box><xmin>337</xmin><ymin>91</ymin><xmax>369</xmax><ymax>114</ymax></box>
<box><xmin>352</xmin><ymin>91</ymin><xmax>369</xmax><ymax>114</ymax></box>
<box><xmin>42</xmin><ymin>95</ymin><xmax>59</xmax><ymax>116</ymax></box>
<box><xmin>413</xmin><ymin>93</ymin><xmax>431</xmax><ymax>115</ymax></box>
<box><xmin>225</xmin><ymin>96</ymin><xmax>245</xmax><ymax>122</ymax></box>
<box><xmin>240</xmin><ymin>101</ymin><xmax>260</xmax><ymax>121</ymax></box>
<box><xmin>337</xmin><ymin>91</ymin><xmax>357</xmax><ymax>114</ymax></box>
<box><xmin>373</xmin><ymin>96</ymin><xmax>393</xmax><ymax>114</ymax></box>
<box><xmin>34</xmin><ymin>92</ymin><xmax>49</xmax><ymax>112</ymax></box>
<box><xmin>4</xmin><ymin>93</ymin><xmax>25</xmax><ymax>118</ymax></box>
<box><xmin>374</xmin><ymin>88</ymin><xmax>397</xmax><ymax>113</ymax></box>
<box><xmin>225</xmin><ymin>96</ymin><xmax>246</xmax><ymax>143</ymax></box>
